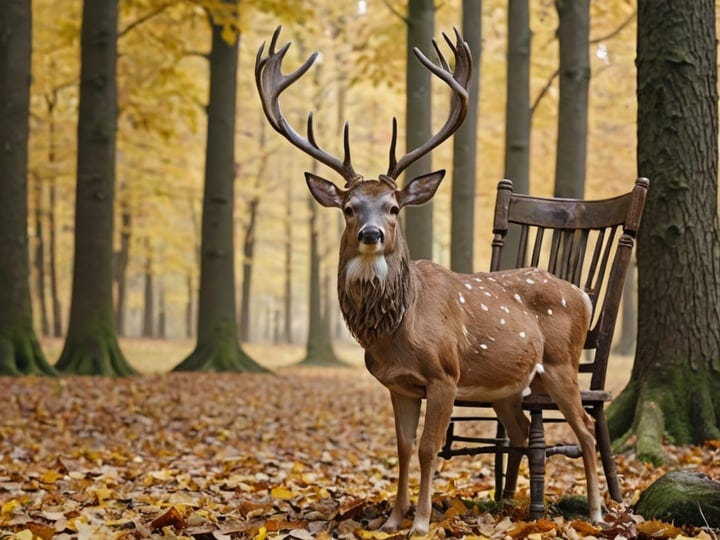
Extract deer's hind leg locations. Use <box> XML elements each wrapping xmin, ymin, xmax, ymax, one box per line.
<box><xmin>536</xmin><ymin>362</ymin><xmax>601</xmax><ymax>523</ymax></box>
<box><xmin>493</xmin><ymin>395</ymin><xmax>529</xmax><ymax>499</ymax></box>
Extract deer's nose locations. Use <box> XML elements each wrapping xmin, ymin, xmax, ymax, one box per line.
<box><xmin>358</xmin><ymin>226</ymin><xmax>384</xmax><ymax>245</ymax></box>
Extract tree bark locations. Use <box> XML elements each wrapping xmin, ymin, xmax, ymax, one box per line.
<box><xmin>608</xmin><ymin>0</ymin><xmax>720</xmax><ymax>462</ymax></box>
<box><xmin>613</xmin><ymin>259</ymin><xmax>637</xmax><ymax>355</ymax></box>
<box><xmin>33</xmin><ymin>175</ymin><xmax>50</xmax><ymax>336</ymax></box>
<box><xmin>173</xmin><ymin>2</ymin><xmax>264</xmax><ymax>372</ymax></box>
<box><xmin>402</xmin><ymin>0</ymin><xmax>435</xmax><ymax>261</ymax></box>
<box><xmin>283</xmin><ymin>180</ymin><xmax>293</xmax><ymax>343</ymax></box>
<box><xmin>299</xmin><ymin>189</ymin><xmax>342</xmax><ymax>366</ymax></box>
<box><xmin>499</xmin><ymin>0</ymin><xmax>532</xmax><ymax>270</ymax></box>
<box><xmin>450</xmin><ymin>0</ymin><xmax>481</xmax><ymax>274</ymax></box>
<box><xmin>47</xmin><ymin>94</ymin><xmax>63</xmax><ymax>337</ymax></box>
<box><xmin>55</xmin><ymin>0</ymin><xmax>134</xmax><ymax>375</ymax></box>
<box><xmin>114</xmin><ymin>189</ymin><xmax>131</xmax><ymax>336</ymax></box>
<box><xmin>0</xmin><ymin>0</ymin><xmax>55</xmax><ymax>375</ymax></box>
<box><xmin>142</xmin><ymin>239</ymin><xmax>154</xmax><ymax>338</ymax></box>
<box><xmin>553</xmin><ymin>0</ymin><xmax>589</xmax><ymax>199</ymax></box>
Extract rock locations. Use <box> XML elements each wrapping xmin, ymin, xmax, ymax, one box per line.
<box><xmin>634</xmin><ymin>469</ymin><xmax>720</xmax><ymax>528</ymax></box>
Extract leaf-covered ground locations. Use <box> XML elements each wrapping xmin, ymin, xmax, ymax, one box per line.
<box><xmin>0</xmin><ymin>367</ymin><xmax>718</xmax><ymax>539</ymax></box>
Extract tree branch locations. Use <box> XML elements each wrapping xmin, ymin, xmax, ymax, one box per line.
<box><xmin>531</xmin><ymin>67</ymin><xmax>559</xmax><ymax>117</ymax></box>
<box><xmin>382</xmin><ymin>0</ymin><xmax>408</xmax><ymax>23</ymax></box>
<box><xmin>590</xmin><ymin>11</ymin><xmax>636</xmax><ymax>44</ymax></box>
<box><xmin>118</xmin><ymin>2</ymin><xmax>174</xmax><ymax>39</ymax></box>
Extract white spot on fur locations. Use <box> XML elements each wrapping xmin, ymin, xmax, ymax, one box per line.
<box><xmin>561</xmin><ymin>297</ymin><xmax>568</xmax><ymax>308</ymax></box>
<box><xmin>536</xmin><ymin>363</ymin><xmax>545</xmax><ymax>374</ymax></box>
<box><xmin>500</xmin><ymin>318</ymin><xmax>506</xmax><ymax>325</ymax></box>
<box><xmin>526</xmin><ymin>278</ymin><xmax>535</xmax><ymax>284</ymax></box>
<box><xmin>488</xmin><ymin>277</ymin><xmax>497</xmax><ymax>282</ymax></box>
<box><xmin>513</xmin><ymin>293</ymin><xmax>522</xmax><ymax>303</ymax></box>
<box><xmin>480</xmin><ymin>343</ymin><xmax>488</xmax><ymax>350</ymax></box>
<box><xmin>484</xmin><ymin>291</ymin><xmax>492</xmax><ymax>297</ymax></box>
<box><xmin>481</xmin><ymin>304</ymin><xmax>488</xmax><ymax>311</ymax></box>
<box><xmin>473</xmin><ymin>277</ymin><xmax>483</xmax><ymax>283</ymax></box>
<box><xmin>519</xmin><ymin>331</ymin><xmax>526</xmax><ymax>338</ymax></box>
<box><xmin>344</xmin><ymin>255</ymin><xmax>388</xmax><ymax>286</ymax></box>
<box><xmin>464</xmin><ymin>282</ymin><xmax>472</xmax><ymax>290</ymax></box>
<box><xmin>458</xmin><ymin>293</ymin><xmax>466</xmax><ymax>304</ymax></box>
<box><xmin>489</xmin><ymin>336</ymin><xmax>496</xmax><ymax>342</ymax></box>
<box><xmin>547</xmin><ymin>308</ymin><xmax>553</xmax><ymax>315</ymax></box>
<box><xmin>500</xmin><ymin>306</ymin><xmax>510</xmax><ymax>314</ymax></box>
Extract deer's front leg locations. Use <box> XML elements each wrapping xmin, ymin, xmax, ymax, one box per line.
<box><xmin>412</xmin><ymin>380</ymin><xmax>456</xmax><ymax>536</ymax></box>
<box><xmin>382</xmin><ymin>391</ymin><xmax>421</xmax><ymax>531</ymax></box>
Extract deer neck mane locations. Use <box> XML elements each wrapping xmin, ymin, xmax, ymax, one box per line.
<box><xmin>337</xmin><ymin>242</ymin><xmax>413</xmax><ymax>349</ymax></box>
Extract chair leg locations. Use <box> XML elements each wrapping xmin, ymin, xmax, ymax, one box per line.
<box><xmin>494</xmin><ymin>422</ymin><xmax>506</xmax><ymax>501</ymax></box>
<box><xmin>594</xmin><ymin>406</ymin><xmax>622</xmax><ymax>502</ymax></box>
<box><xmin>527</xmin><ymin>410</ymin><xmax>546</xmax><ymax>520</ymax></box>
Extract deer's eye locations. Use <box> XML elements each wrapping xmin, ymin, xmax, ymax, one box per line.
<box><xmin>390</xmin><ymin>205</ymin><xmax>400</xmax><ymax>216</ymax></box>
<box><xmin>343</xmin><ymin>206</ymin><xmax>354</xmax><ymax>218</ymax></box>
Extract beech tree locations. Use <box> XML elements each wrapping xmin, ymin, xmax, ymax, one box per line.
<box><xmin>553</xmin><ymin>0</ymin><xmax>589</xmax><ymax>199</ymax></box>
<box><xmin>607</xmin><ymin>0</ymin><xmax>720</xmax><ymax>462</ymax></box>
<box><xmin>174</xmin><ymin>1</ymin><xmax>264</xmax><ymax>372</ymax></box>
<box><xmin>56</xmin><ymin>0</ymin><xmax>135</xmax><ymax>375</ymax></box>
<box><xmin>498</xmin><ymin>0</ymin><xmax>531</xmax><ymax>270</ymax></box>
<box><xmin>449</xmin><ymin>0</ymin><xmax>481</xmax><ymax>274</ymax></box>
<box><xmin>0</xmin><ymin>0</ymin><xmax>55</xmax><ymax>375</ymax></box>
<box><xmin>402</xmin><ymin>0</ymin><xmax>435</xmax><ymax>260</ymax></box>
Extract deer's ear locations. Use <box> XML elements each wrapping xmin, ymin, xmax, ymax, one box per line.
<box><xmin>396</xmin><ymin>170</ymin><xmax>446</xmax><ymax>208</ymax></box>
<box><xmin>305</xmin><ymin>172</ymin><xmax>344</xmax><ymax>208</ymax></box>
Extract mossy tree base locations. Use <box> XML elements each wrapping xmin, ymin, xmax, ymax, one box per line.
<box><xmin>56</xmin><ymin>332</ymin><xmax>136</xmax><ymax>376</ymax></box>
<box><xmin>0</xmin><ymin>328</ymin><xmax>56</xmax><ymax>376</ymax></box>
<box><xmin>608</xmin><ymin>366</ymin><xmax>720</xmax><ymax>464</ymax></box>
<box><xmin>635</xmin><ymin>469</ymin><xmax>720</xmax><ymax>528</ymax></box>
<box><xmin>173</xmin><ymin>340</ymin><xmax>266</xmax><ymax>373</ymax></box>
<box><xmin>297</xmin><ymin>337</ymin><xmax>347</xmax><ymax>367</ymax></box>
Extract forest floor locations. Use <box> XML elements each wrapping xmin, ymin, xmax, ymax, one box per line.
<box><xmin>0</xmin><ymin>340</ymin><xmax>718</xmax><ymax>539</ymax></box>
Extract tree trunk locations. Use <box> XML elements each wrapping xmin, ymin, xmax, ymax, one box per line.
<box><xmin>403</xmin><ymin>0</ymin><xmax>434</xmax><ymax>261</ymax></box>
<box><xmin>450</xmin><ymin>0</ymin><xmax>481</xmax><ymax>274</ymax></box>
<box><xmin>49</xmin><ymin>177</ymin><xmax>62</xmax><ymax>337</ymax></box>
<box><xmin>33</xmin><ymin>176</ymin><xmax>50</xmax><ymax>336</ymax></box>
<box><xmin>157</xmin><ymin>277</ymin><xmax>166</xmax><ymax>339</ymax></box>
<box><xmin>173</xmin><ymin>3</ymin><xmax>264</xmax><ymax>372</ymax></box>
<box><xmin>607</xmin><ymin>0</ymin><xmax>720</xmax><ymax>463</ymax></box>
<box><xmin>499</xmin><ymin>0</ymin><xmax>532</xmax><ymax>270</ymax></box>
<box><xmin>114</xmin><ymin>189</ymin><xmax>131</xmax><ymax>336</ymax></box>
<box><xmin>55</xmin><ymin>0</ymin><xmax>134</xmax><ymax>375</ymax></box>
<box><xmin>613</xmin><ymin>259</ymin><xmax>637</xmax><ymax>355</ymax></box>
<box><xmin>185</xmin><ymin>272</ymin><xmax>193</xmax><ymax>339</ymax></box>
<box><xmin>283</xmin><ymin>180</ymin><xmax>293</xmax><ymax>343</ymax></box>
<box><xmin>553</xmin><ymin>0</ymin><xmax>589</xmax><ymax>199</ymax></box>
<box><xmin>142</xmin><ymin>240</ymin><xmax>154</xmax><ymax>338</ymax></box>
<box><xmin>0</xmin><ymin>0</ymin><xmax>55</xmax><ymax>375</ymax></box>
<box><xmin>239</xmin><ymin>124</ymin><xmax>266</xmax><ymax>343</ymax></box>
<box><xmin>47</xmin><ymin>94</ymin><xmax>63</xmax><ymax>337</ymax></box>
<box><xmin>299</xmin><ymin>189</ymin><xmax>342</xmax><ymax>366</ymax></box>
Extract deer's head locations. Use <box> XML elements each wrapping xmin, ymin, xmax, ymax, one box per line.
<box><xmin>305</xmin><ymin>171</ymin><xmax>444</xmax><ymax>260</ymax></box>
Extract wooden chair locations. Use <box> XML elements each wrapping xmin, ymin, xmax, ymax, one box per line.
<box><xmin>439</xmin><ymin>177</ymin><xmax>649</xmax><ymax>519</ymax></box>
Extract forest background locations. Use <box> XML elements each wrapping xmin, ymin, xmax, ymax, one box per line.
<box><xmin>28</xmin><ymin>0</ymin><xmax>639</xmax><ymax>366</ymax></box>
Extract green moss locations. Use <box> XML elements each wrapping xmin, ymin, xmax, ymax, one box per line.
<box><xmin>551</xmin><ymin>495</ymin><xmax>589</xmax><ymax>519</ymax></box>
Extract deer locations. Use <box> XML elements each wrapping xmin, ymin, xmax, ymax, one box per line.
<box><xmin>255</xmin><ymin>26</ymin><xmax>602</xmax><ymax>535</ymax></box>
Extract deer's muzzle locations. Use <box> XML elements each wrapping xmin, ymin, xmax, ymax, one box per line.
<box><xmin>358</xmin><ymin>226</ymin><xmax>384</xmax><ymax>245</ymax></box>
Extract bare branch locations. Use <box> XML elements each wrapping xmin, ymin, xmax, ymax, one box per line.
<box><xmin>590</xmin><ymin>11</ymin><xmax>636</xmax><ymax>44</ymax></box>
<box><xmin>382</xmin><ymin>0</ymin><xmax>408</xmax><ymax>23</ymax></box>
<box><xmin>118</xmin><ymin>2</ymin><xmax>175</xmax><ymax>39</ymax></box>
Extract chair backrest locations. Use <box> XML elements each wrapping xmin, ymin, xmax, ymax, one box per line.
<box><xmin>489</xmin><ymin>178</ymin><xmax>649</xmax><ymax>391</ymax></box>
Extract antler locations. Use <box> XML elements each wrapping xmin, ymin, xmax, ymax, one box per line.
<box><xmin>386</xmin><ymin>28</ymin><xmax>472</xmax><ymax>180</ymax></box>
<box><xmin>255</xmin><ymin>26</ymin><xmax>360</xmax><ymax>187</ymax></box>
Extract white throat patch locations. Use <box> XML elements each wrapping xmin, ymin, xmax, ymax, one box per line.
<box><xmin>344</xmin><ymin>254</ymin><xmax>389</xmax><ymax>285</ymax></box>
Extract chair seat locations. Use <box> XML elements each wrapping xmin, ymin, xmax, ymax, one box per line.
<box><xmin>453</xmin><ymin>389</ymin><xmax>611</xmax><ymax>412</ymax></box>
